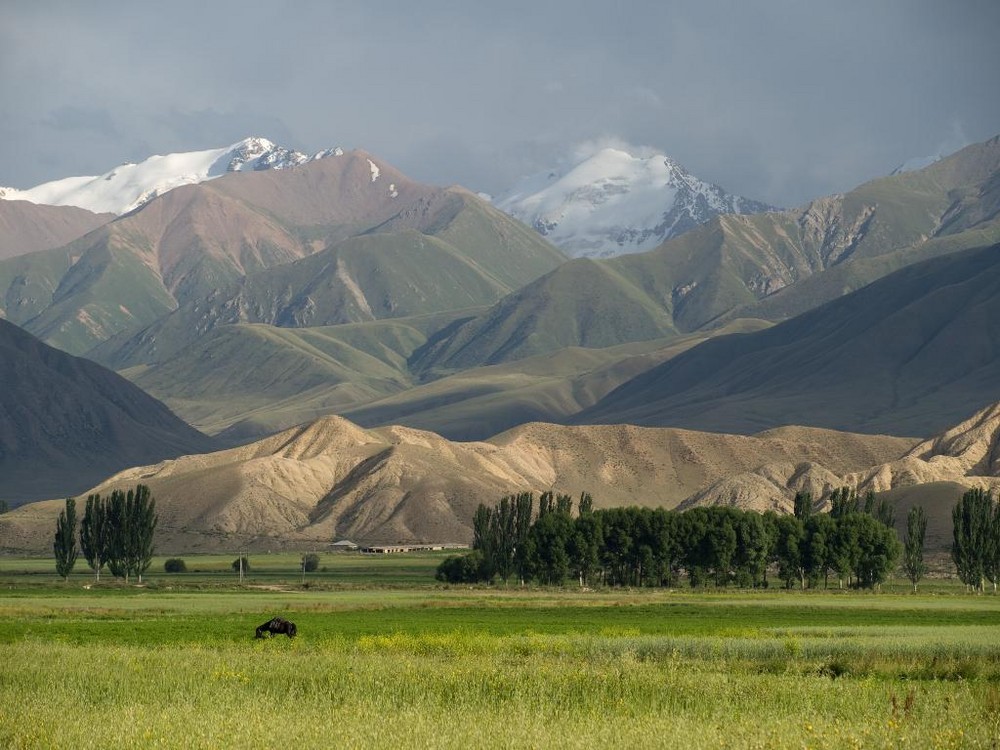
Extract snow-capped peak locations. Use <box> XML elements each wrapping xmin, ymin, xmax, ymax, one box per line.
<box><xmin>1</xmin><ymin>137</ymin><xmax>344</xmax><ymax>215</ymax></box>
<box><xmin>496</xmin><ymin>144</ymin><xmax>776</xmax><ymax>258</ymax></box>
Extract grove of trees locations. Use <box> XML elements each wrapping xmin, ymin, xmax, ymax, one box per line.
<box><xmin>76</xmin><ymin>484</ymin><xmax>158</xmax><ymax>583</ymax></box>
<box><xmin>438</xmin><ymin>489</ymin><xmax>903</xmax><ymax>590</ymax></box>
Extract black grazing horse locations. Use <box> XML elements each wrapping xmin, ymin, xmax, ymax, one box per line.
<box><xmin>255</xmin><ymin>616</ymin><xmax>297</xmax><ymax>638</ymax></box>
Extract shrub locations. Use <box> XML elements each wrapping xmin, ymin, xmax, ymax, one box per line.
<box><xmin>302</xmin><ymin>553</ymin><xmax>320</xmax><ymax>573</ymax></box>
<box><xmin>163</xmin><ymin>558</ymin><xmax>187</xmax><ymax>573</ymax></box>
<box><xmin>436</xmin><ymin>550</ymin><xmax>487</xmax><ymax>583</ymax></box>
<box><xmin>232</xmin><ymin>556</ymin><xmax>250</xmax><ymax>573</ymax></box>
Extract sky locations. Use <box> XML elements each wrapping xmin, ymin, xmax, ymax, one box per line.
<box><xmin>1</xmin><ymin>1</ymin><xmax>998</xmax><ymax>207</ymax></box>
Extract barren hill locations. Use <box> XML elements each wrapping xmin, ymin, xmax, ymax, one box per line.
<box><xmin>0</xmin><ymin>414</ymin><xmax>912</xmax><ymax>553</ymax></box>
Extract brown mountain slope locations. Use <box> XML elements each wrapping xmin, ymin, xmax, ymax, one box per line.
<box><xmin>0</xmin><ymin>415</ymin><xmax>911</xmax><ymax>553</ymax></box>
<box><xmin>0</xmin><ymin>200</ymin><xmax>113</xmax><ymax>260</ymax></box>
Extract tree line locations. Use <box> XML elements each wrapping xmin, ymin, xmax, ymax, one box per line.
<box><xmin>53</xmin><ymin>484</ymin><xmax>158</xmax><ymax>583</ymax></box>
<box><xmin>438</xmin><ymin>488</ymin><xmax>926</xmax><ymax>591</ymax></box>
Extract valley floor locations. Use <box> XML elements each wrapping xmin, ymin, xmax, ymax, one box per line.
<box><xmin>0</xmin><ymin>555</ymin><xmax>997</xmax><ymax>749</ymax></box>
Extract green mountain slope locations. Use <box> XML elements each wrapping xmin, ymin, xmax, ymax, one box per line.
<box><xmin>126</xmin><ymin>310</ymin><xmax>473</xmax><ymax>439</ymax></box>
<box><xmin>416</xmin><ymin>136</ymin><xmax>1000</xmax><ymax>372</ymax></box>
<box><xmin>577</xmin><ymin>241</ymin><xmax>1000</xmax><ymax>437</ymax></box>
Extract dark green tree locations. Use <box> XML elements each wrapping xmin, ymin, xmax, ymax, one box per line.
<box><xmin>130</xmin><ymin>484</ymin><xmax>157</xmax><ymax>583</ymax></box>
<box><xmin>705</xmin><ymin>508</ymin><xmax>737</xmax><ymax>586</ymax></box>
<box><xmin>0</xmin><ymin>499</ymin><xmax>9</xmax><ymax>514</ymax></box>
<box><xmin>302</xmin><ymin>553</ymin><xmax>320</xmax><ymax>573</ymax></box>
<box><xmin>80</xmin><ymin>493</ymin><xmax>110</xmax><ymax>581</ymax></box>
<box><xmin>952</xmin><ymin>487</ymin><xmax>994</xmax><ymax>592</ymax></box>
<box><xmin>95</xmin><ymin>485</ymin><xmax>157</xmax><ymax>583</ymax></box>
<box><xmin>805</xmin><ymin>513</ymin><xmax>837</xmax><ymax>588</ymax></box>
<box><xmin>490</xmin><ymin>495</ymin><xmax>518</xmax><ymax>583</ymax></box>
<box><xmin>514</xmin><ymin>491</ymin><xmax>534</xmax><ymax>583</ymax></box>
<box><xmin>649</xmin><ymin>508</ymin><xmax>683</xmax><ymax>587</ymax></box>
<box><xmin>903</xmin><ymin>505</ymin><xmax>928</xmax><ymax>592</ymax></box>
<box><xmin>472</xmin><ymin>503</ymin><xmax>495</xmax><ymax>580</ymax></box>
<box><xmin>569</xmin><ymin>511</ymin><xmax>603</xmax><ymax>587</ymax></box>
<box><xmin>53</xmin><ymin>497</ymin><xmax>78</xmax><ymax>581</ymax></box>
<box><xmin>599</xmin><ymin>507</ymin><xmax>637</xmax><ymax>586</ymax></box>
<box><xmin>862</xmin><ymin>490</ymin><xmax>877</xmax><ymax>517</ymax></box>
<box><xmin>793</xmin><ymin>491</ymin><xmax>813</xmax><ymax>521</ymax></box>
<box><xmin>775</xmin><ymin>514</ymin><xmax>806</xmax><ymax>589</ymax></box>
<box><xmin>436</xmin><ymin>550</ymin><xmax>487</xmax><ymax>584</ymax></box>
<box><xmin>829</xmin><ymin>487</ymin><xmax>859</xmax><ymax>519</ymax></box>
<box><xmin>524</xmin><ymin>510</ymin><xmax>572</xmax><ymax>585</ymax></box>
<box><xmin>851</xmin><ymin>513</ymin><xmax>901</xmax><ymax>590</ymax></box>
<box><xmin>578</xmin><ymin>491</ymin><xmax>594</xmax><ymax>515</ymax></box>
<box><xmin>538</xmin><ymin>490</ymin><xmax>554</xmax><ymax>518</ymax></box>
<box><xmin>875</xmin><ymin>498</ymin><xmax>896</xmax><ymax>529</ymax></box>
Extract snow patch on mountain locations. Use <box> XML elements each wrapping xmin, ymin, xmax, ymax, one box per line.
<box><xmin>0</xmin><ymin>137</ymin><xmax>342</xmax><ymax>215</ymax></box>
<box><xmin>496</xmin><ymin>145</ymin><xmax>777</xmax><ymax>258</ymax></box>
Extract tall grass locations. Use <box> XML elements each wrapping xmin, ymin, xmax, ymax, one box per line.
<box><xmin>0</xmin><ymin>636</ymin><xmax>995</xmax><ymax>749</ymax></box>
<box><xmin>0</xmin><ymin>585</ymin><xmax>998</xmax><ymax>748</ymax></box>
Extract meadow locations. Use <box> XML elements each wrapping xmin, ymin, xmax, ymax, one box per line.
<box><xmin>0</xmin><ymin>553</ymin><xmax>997</xmax><ymax>749</ymax></box>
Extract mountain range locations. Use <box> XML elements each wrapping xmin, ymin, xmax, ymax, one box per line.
<box><xmin>408</xmin><ymin>137</ymin><xmax>1000</xmax><ymax>382</ymax></box>
<box><xmin>2</xmin><ymin>133</ymin><xmax>1000</xmax><ymax>553</ymax></box>
<box><xmin>0</xmin><ymin>150</ymin><xmax>564</xmax><ymax>357</ymax></box>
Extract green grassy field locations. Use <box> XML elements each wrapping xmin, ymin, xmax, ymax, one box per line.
<box><xmin>0</xmin><ymin>554</ymin><xmax>997</xmax><ymax>748</ymax></box>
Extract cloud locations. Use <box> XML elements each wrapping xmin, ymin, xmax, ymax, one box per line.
<box><xmin>0</xmin><ymin>2</ymin><xmax>998</xmax><ymax>205</ymax></box>
<box><xmin>40</xmin><ymin>106</ymin><xmax>122</xmax><ymax>138</ymax></box>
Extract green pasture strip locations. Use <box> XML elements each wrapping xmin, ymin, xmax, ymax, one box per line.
<box><xmin>0</xmin><ymin>551</ymin><xmax>448</xmax><ymax>585</ymax></box>
<box><xmin>1</xmin><ymin>587</ymin><xmax>998</xmax><ymax>645</ymax></box>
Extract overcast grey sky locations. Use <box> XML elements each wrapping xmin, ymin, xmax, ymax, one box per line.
<box><xmin>1</xmin><ymin>1</ymin><xmax>998</xmax><ymax>206</ymax></box>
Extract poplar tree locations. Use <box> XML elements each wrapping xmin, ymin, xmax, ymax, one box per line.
<box><xmin>53</xmin><ymin>498</ymin><xmax>78</xmax><ymax>581</ymax></box>
<box><xmin>80</xmin><ymin>493</ymin><xmax>110</xmax><ymax>581</ymax></box>
<box><xmin>952</xmin><ymin>488</ymin><xmax>994</xmax><ymax>592</ymax></box>
<box><xmin>903</xmin><ymin>505</ymin><xmax>927</xmax><ymax>592</ymax></box>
